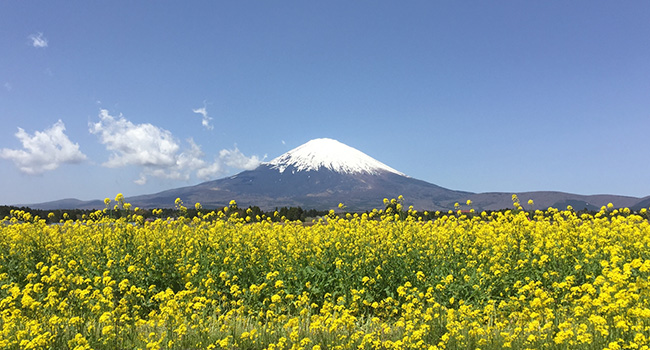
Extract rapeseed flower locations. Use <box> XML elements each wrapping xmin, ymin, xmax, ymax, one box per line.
<box><xmin>1</xmin><ymin>197</ymin><xmax>648</xmax><ymax>349</ymax></box>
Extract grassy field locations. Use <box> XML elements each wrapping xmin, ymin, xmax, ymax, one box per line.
<box><xmin>1</xmin><ymin>196</ymin><xmax>649</xmax><ymax>349</ymax></box>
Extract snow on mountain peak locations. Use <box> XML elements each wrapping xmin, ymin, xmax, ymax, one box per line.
<box><xmin>266</xmin><ymin>138</ymin><xmax>406</xmax><ymax>176</ymax></box>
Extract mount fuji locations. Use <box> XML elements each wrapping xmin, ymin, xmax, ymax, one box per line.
<box><xmin>126</xmin><ymin>138</ymin><xmax>471</xmax><ymax>211</ymax></box>
<box><xmin>27</xmin><ymin>138</ymin><xmax>648</xmax><ymax>211</ymax></box>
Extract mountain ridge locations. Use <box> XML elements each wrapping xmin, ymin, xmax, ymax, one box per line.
<box><xmin>21</xmin><ymin>139</ymin><xmax>650</xmax><ymax>211</ymax></box>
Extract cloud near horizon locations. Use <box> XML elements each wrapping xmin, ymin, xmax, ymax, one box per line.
<box><xmin>0</xmin><ymin>120</ymin><xmax>87</xmax><ymax>174</ymax></box>
<box><xmin>90</xmin><ymin>109</ymin><xmax>261</xmax><ymax>184</ymax></box>
<box><xmin>220</xmin><ymin>147</ymin><xmax>264</xmax><ymax>170</ymax></box>
<box><xmin>29</xmin><ymin>32</ymin><xmax>48</xmax><ymax>48</ymax></box>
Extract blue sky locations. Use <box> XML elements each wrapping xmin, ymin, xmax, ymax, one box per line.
<box><xmin>1</xmin><ymin>1</ymin><xmax>649</xmax><ymax>205</ymax></box>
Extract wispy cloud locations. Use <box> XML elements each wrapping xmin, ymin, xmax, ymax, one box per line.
<box><xmin>28</xmin><ymin>32</ymin><xmax>48</xmax><ymax>48</ymax></box>
<box><xmin>0</xmin><ymin>120</ymin><xmax>86</xmax><ymax>174</ymax></box>
<box><xmin>192</xmin><ymin>103</ymin><xmax>213</xmax><ymax>130</ymax></box>
<box><xmin>90</xmin><ymin>109</ymin><xmax>261</xmax><ymax>184</ymax></box>
<box><xmin>4</xmin><ymin>82</ymin><xmax>11</xmax><ymax>91</ymax></box>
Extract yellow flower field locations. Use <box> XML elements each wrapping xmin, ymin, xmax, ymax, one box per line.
<box><xmin>1</xmin><ymin>197</ymin><xmax>649</xmax><ymax>350</ymax></box>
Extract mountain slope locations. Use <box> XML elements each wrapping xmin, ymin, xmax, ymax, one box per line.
<box><xmin>22</xmin><ymin>198</ymin><xmax>105</xmax><ymax>210</ymax></box>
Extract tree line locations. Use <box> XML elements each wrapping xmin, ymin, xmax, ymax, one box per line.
<box><xmin>0</xmin><ymin>205</ymin><xmax>330</xmax><ymax>224</ymax></box>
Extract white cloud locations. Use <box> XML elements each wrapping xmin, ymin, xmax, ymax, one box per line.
<box><xmin>0</xmin><ymin>120</ymin><xmax>87</xmax><ymax>174</ymax></box>
<box><xmin>90</xmin><ymin>109</ymin><xmax>261</xmax><ymax>184</ymax></box>
<box><xmin>196</xmin><ymin>162</ymin><xmax>222</xmax><ymax>180</ymax></box>
<box><xmin>140</xmin><ymin>138</ymin><xmax>218</xmax><ymax>183</ymax></box>
<box><xmin>4</xmin><ymin>82</ymin><xmax>11</xmax><ymax>91</ymax></box>
<box><xmin>89</xmin><ymin>109</ymin><xmax>180</xmax><ymax>168</ymax></box>
<box><xmin>219</xmin><ymin>147</ymin><xmax>263</xmax><ymax>170</ymax></box>
<box><xmin>134</xmin><ymin>174</ymin><xmax>148</xmax><ymax>185</ymax></box>
<box><xmin>192</xmin><ymin>105</ymin><xmax>213</xmax><ymax>130</ymax></box>
<box><xmin>29</xmin><ymin>32</ymin><xmax>48</xmax><ymax>48</ymax></box>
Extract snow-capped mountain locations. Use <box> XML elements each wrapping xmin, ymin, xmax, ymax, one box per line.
<box><xmin>267</xmin><ymin>138</ymin><xmax>405</xmax><ymax>176</ymax></box>
<box><xmin>27</xmin><ymin>138</ymin><xmax>648</xmax><ymax>211</ymax></box>
<box><xmin>123</xmin><ymin>138</ymin><xmax>470</xmax><ymax>210</ymax></box>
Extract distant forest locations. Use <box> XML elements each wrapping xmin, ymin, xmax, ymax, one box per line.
<box><xmin>1</xmin><ymin>203</ymin><xmax>618</xmax><ymax>225</ymax></box>
<box><xmin>0</xmin><ymin>204</ymin><xmax>332</xmax><ymax>224</ymax></box>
